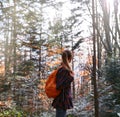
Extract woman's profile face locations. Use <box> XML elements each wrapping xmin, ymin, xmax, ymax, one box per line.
<box><xmin>68</xmin><ymin>58</ymin><xmax>72</xmax><ymax>63</ymax></box>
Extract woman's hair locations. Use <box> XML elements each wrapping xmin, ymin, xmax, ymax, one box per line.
<box><xmin>61</xmin><ymin>50</ymin><xmax>73</xmax><ymax>71</ymax></box>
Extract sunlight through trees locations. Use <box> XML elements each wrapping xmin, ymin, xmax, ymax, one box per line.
<box><xmin>0</xmin><ymin>0</ymin><xmax>120</xmax><ymax>117</ymax></box>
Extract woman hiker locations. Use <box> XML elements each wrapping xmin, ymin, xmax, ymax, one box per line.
<box><xmin>52</xmin><ymin>50</ymin><xmax>74</xmax><ymax>117</ymax></box>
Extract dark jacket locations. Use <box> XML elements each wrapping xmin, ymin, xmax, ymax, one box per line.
<box><xmin>52</xmin><ymin>67</ymin><xmax>74</xmax><ymax>110</ymax></box>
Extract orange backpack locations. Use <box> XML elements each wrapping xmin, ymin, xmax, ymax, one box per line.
<box><xmin>45</xmin><ymin>69</ymin><xmax>61</xmax><ymax>98</ymax></box>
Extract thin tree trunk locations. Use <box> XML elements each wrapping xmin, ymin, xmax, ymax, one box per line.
<box><xmin>39</xmin><ymin>44</ymin><xmax>41</xmax><ymax>79</ymax></box>
<box><xmin>114</xmin><ymin>0</ymin><xmax>120</xmax><ymax>56</ymax></box>
<box><xmin>39</xmin><ymin>28</ymin><xmax>42</xmax><ymax>79</ymax></box>
<box><xmin>92</xmin><ymin>0</ymin><xmax>99</xmax><ymax>117</ymax></box>
<box><xmin>100</xmin><ymin>0</ymin><xmax>112</xmax><ymax>56</ymax></box>
<box><xmin>96</xmin><ymin>0</ymin><xmax>101</xmax><ymax>79</ymax></box>
<box><xmin>4</xmin><ymin>18</ymin><xmax>9</xmax><ymax>78</ymax></box>
<box><xmin>13</xmin><ymin>0</ymin><xmax>17</xmax><ymax>78</ymax></box>
<box><xmin>72</xmin><ymin>38</ymin><xmax>75</xmax><ymax>99</ymax></box>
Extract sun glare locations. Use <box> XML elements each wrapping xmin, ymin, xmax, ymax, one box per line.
<box><xmin>104</xmin><ymin>0</ymin><xmax>120</xmax><ymax>13</ymax></box>
<box><xmin>107</xmin><ymin>0</ymin><xmax>120</xmax><ymax>13</ymax></box>
<box><xmin>106</xmin><ymin>0</ymin><xmax>114</xmax><ymax>4</ymax></box>
<box><xmin>106</xmin><ymin>0</ymin><xmax>114</xmax><ymax>10</ymax></box>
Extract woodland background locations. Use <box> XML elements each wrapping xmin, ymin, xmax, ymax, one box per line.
<box><xmin>0</xmin><ymin>0</ymin><xmax>120</xmax><ymax>117</ymax></box>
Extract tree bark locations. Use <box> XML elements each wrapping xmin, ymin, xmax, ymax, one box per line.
<box><xmin>13</xmin><ymin>0</ymin><xmax>17</xmax><ymax>78</ymax></box>
<box><xmin>92</xmin><ymin>0</ymin><xmax>99</xmax><ymax>117</ymax></box>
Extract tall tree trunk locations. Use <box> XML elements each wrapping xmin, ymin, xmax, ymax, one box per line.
<box><xmin>101</xmin><ymin>0</ymin><xmax>112</xmax><ymax>56</ymax></box>
<box><xmin>13</xmin><ymin>0</ymin><xmax>17</xmax><ymax>78</ymax></box>
<box><xmin>39</xmin><ymin>42</ymin><xmax>41</xmax><ymax>79</ymax></box>
<box><xmin>114</xmin><ymin>0</ymin><xmax>120</xmax><ymax>56</ymax></box>
<box><xmin>96</xmin><ymin>0</ymin><xmax>101</xmax><ymax>79</ymax></box>
<box><xmin>4</xmin><ymin>28</ymin><xmax>9</xmax><ymax>78</ymax></box>
<box><xmin>92</xmin><ymin>0</ymin><xmax>99</xmax><ymax>117</ymax></box>
<box><xmin>72</xmin><ymin>37</ymin><xmax>75</xmax><ymax>99</ymax></box>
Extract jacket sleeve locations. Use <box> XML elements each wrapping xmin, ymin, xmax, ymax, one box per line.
<box><xmin>56</xmin><ymin>68</ymin><xmax>74</xmax><ymax>90</ymax></box>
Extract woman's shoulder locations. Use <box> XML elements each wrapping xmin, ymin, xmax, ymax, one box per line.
<box><xmin>56</xmin><ymin>67</ymin><xmax>70</xmax><ymax>76</ymax></box>
<box><xmin>58</xmin><ymin>66</ymin><xmax>69</xmax><ymax>72</ymax></box>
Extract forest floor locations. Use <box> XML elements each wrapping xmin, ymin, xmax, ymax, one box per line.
<box><xmin>39</xmin><ymin>96</ymin><xmax>94</xmax><ymax>117</ymax></box>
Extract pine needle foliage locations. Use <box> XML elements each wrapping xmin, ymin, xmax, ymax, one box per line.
<box><xmin>103</xmin><ymin>57</ymin><xmax>120</xmax><ymax>109</ymax></box>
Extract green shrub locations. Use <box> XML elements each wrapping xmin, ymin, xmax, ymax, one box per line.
<box><xmin>101</xmin><ymin>57</ymin><xmax>120</xmax><ymax>112</ymax></box>
<box><xmin>0</xmin><ymin>108</ymin><xmax>27</xmax><ymax>117</ymax></box>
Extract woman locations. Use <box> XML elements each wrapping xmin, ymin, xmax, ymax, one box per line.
<box><xmin>52</xmin><ymin>50</ymin><xmax>74</xmax><ymax>117</ymax></box>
